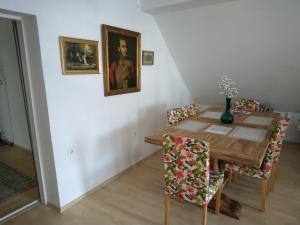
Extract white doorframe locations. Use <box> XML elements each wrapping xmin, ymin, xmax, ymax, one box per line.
<box><xmin>0</xmin><ymin>13</ymin><xmax>46</xmax><ymax>204</ymax></box>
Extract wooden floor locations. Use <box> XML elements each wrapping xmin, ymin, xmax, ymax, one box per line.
<box><xmin>0</xmin><ymin>145</ymin><xmax>39</xmax><ymax>218</ymax></box>
<box><xmin>3</xmin><ymin>142</ymin><xmax>300</xmax><ymax>225</ymax></box>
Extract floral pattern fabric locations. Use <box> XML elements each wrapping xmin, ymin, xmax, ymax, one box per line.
<box><xmin>233</xmin><ymin>99</ymin><xmax>260</xmax><ymax>112</ymax></box>
<box><xmin>184</xmin><ymin>104</ymin><xmax>199</xmax><ymax>117</ymax></box>
<box><xmin>259</xmin><ymin>104</ymin><xmax>274</xmax><ymax>112</ymax></box>
<box><xmin>167</xmin><ymin>108</ymin><xmax>186</xmax><ymax>125</ymax></box>
<box><xmin>272</xmin><ymin>113</ymin><xmax>290</xmax><ymax>163</ymax></box>
<box><xmin>167</xmin><ymin>104</ymin><xmax>199</xmax><ymax>125</ymax></box>
<box><xmin>225</xmin><ymin>115</ymin><xmax>290</xmax><ymax>179</ymax></box>
<box><xmin>163</xmin><ymin>134</ymin><xmax>224</xmax><ymax>206</ymax></box>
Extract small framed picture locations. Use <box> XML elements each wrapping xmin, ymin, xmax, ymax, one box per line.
<box><xmin>142</xmin><ymin>50</ymin><xmax>154</xmax><ymax>65</ymax></box>
<box><xmin>59</xmin><ymin>36</ymin><xmax>99</xmax><ymax>75</ymax></box>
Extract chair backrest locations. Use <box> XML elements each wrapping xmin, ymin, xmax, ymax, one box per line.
<box><xmin>167</xmin><ymin>104</ymin><xmax>199</xmax><ymax>125</ymax></box>
<box><xmin>184</xmin><ymin>104</ymin><xmax>199</xmax><ymax>117</ymax></box>
<box><xmin>259</xmin><ymin>103</ymin><xmax>274</xmax><ymax>112</ymax></box>
<box><xmin>261</xmin><ymin>114</ymin><xmax>290</xmax><ymax>177</ymax></box>
<box><xmin>163</xmin><ymin>134</ymin><xmax>210</xmax><ymax>206</ymax></box>
<box><xmin>167</xmin><ymin>108</ymin><xmax>185</xmax><ymax>125</ymax></box>
<box><xmin>234</xmin><ymin>99</ymin><xmax>260</xmax><ymax>112</ymax></box>
<box><xmin>272</xmin><ymin>113</ymin><xmax>291</xmax><ymax>162</ymax></box>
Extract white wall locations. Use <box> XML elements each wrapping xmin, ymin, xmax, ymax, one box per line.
<box><xmin>0</xmin><ymin>0</ymin><xmax>193</xmax><ymax>207</ymax></box>
<box><xmin>0</xmin><ymin>18</ymin><xmax>31</xmax><ymax>149</ymax></box>
<box><xmin>154</xmin><ymin>0</ymin><xmax>300</xmax><ymax>112</ymax></box>
<box><xmin>150</xmin><ymin>0</ymin><xmax>300</xmax><ymax>142</ymax></box>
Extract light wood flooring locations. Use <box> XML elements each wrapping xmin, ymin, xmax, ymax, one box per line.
<box><xmin>3</xmin><ymin>142</ymin><xmax>300</xmax><ymax>225</ymax></box>
<box><xmin>0</xmin><ymin>145</ymin><xmax>39</xmax><ymax>218</ymax></box>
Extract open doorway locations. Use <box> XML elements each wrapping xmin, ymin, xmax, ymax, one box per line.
<box><xmin>0</xmin><ymin>17</ymin><xmax>39</xmax><ymax>218</ymax></box>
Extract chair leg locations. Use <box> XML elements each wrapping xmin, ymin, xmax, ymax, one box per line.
<box><xmin>260</xmin><ymin>179</ymin><xmax>268</xmax><ymax>212</ymax></box>
<box><xmin>214</xmin><ymin>159</ymin><xmax>219</xmax><ymax>172</ymax></box>
<box><xmin>274</xmin><ymin>162</ymin><xmax>278</xmax><ymax>182</ymax></box>
<box><xmin>266</xmin><ymin>179</ymin><xmax>270</xmax><ymax>197</ymax></box>
<box><xmin>164</xmin><ymin>195</ymin><xmax>170</xmax><ymax>225</ymax></box>
<box><xmin>270</xmin><ymin>162</ymin><xmax>277</xmax><ymax>191</ymax></box>
<box><xmin>201</xmin><ymin>205</ymin><xmax>207</xmax><ymax>225</ymax></box>
<box><xmin>228</xmin><ymin>170</ymin><xmax>233</xmax><ymax>184</ymax></box>
<box><xmin>215</xmin><ymin>186</ymin><xmax>222</xmax><ymax>215</ymax></box>
<box><xmin>232</xmin><ymin>172</ymin><xmax>238</xmax><ymax>183</ymax></box>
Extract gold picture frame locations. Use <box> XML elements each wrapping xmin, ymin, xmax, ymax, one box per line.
<box><xmin>102</xmin><ymin>24</ymin><xmax>141</xmax><ymax>96</ymax></box>
<box><xmin>142</xmin><ymin>50</ymin><xmax>154</xmax><ymax>65</ymax></box>
<box><xmin>59</xmin><ymin>36</ymin><xmax>99</xmax><ymax>75</ymax></box>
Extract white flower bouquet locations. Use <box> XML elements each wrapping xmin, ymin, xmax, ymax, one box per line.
<box><xmin>219</xmin><ymin>75</ymin><xmax>238</xmax><ymax>98</ymax></box>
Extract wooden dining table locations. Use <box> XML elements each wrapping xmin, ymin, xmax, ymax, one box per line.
<box><xmin>145</xmin><ymin>107</ymin><xmax>280</xmax><ymax>168</ymax></box>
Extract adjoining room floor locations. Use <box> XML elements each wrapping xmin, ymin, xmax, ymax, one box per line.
<box><xmin>4</xmin><ymin>142</ymin><xmax>300</xmax><ymax>225</ymax></box>
<box><xmin>0</xmin><ymin>145</ymin><xmax>39</xmax><ymax>218</ymax></box>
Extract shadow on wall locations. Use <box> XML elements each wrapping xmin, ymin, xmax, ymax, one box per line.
<box><xmin>67</xmin><ymin>103</ymin><xmax>167</xmax><ymax>205</ymax></box>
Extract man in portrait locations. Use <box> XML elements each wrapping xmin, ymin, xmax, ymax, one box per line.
<box><xmin>109</xmin><ymin>38</ymin><xmax>136</xmax><ymax>90</ymax></box>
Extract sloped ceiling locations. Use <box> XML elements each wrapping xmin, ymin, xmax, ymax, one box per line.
<box><xmin>141</xmin><ymin>0</ymin><xmax>300</xmax><ymax>112</ymax></box>
<box><xmin>141</xmin><ymin>0</ymin><xmax>237</xmax><ymax>15</ymax></box>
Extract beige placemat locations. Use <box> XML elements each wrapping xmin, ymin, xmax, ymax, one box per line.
<box><xmin>243</xmin><ymin>116</ymin><xmax>273</xmax><ymax>126</ymax></box>
<box><xmin>204</xmin><ymin>125</ymin><xmax>233</xmax><ymax>135</ymax></box>
<box><xmin>175</xmin><ymin>121</ymin><xmax>209</xmax><ymax>132</ymax></box>
<box><xmin>229</xmin><ymin>126</ymin><xmax>267</xmax><ymax>142</ymax></box>
<box><xmin>200</xmin><ymin>111</ymin><xmax>222</xmax><ymax>119</ymax></box>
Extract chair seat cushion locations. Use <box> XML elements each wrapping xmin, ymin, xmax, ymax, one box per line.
<box><xmin>225</xmin><ymin>162</ymin><xmax>265</xmax><ymax>179</ymax></box>
<box><xmin>164</xmin><ymin>171</ymin><xmax>224</xmax><ymax>206</ymax></box>
<box><xmin>206</xmin><ymin>172</ymin><xmax>224</xmax><ymax>203</ymax></box>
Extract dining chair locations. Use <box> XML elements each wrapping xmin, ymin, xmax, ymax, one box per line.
<box><xmin>233</xmin><ymin>98</ymin><xmax>260</xmax><ymax>112</ymax></box>
<box><xmin>183</xmin><ymin>103</ymin><xmax>199</xmax><ymax>118</ymax></box>
<box><xmin>269</xmin><ymin>113</ymin><xmax>290</xmax><ymax>191</ymax></box>
<box><xmin>163</xmin><ymin>134</ymin><xmax>224</xmax><ymax>225</ymax></box>
<box><xmin>166</xmin><ymin>107</ymin><xmax>186</xmax><ymax>125</ymax></box>
<box><xmin>259</xmin><ymin>103</ymin><xmax>274</xmax><ymax>112</ymax></box>
<box><xmin>167</xmin><ymin>104</ymin><xmax>199</xmax><ymax>125</ymax></box>
<box><xmin>224</xmin><ymin>119</ymin><xmax>286</xmax><ymax>212</ymax></box>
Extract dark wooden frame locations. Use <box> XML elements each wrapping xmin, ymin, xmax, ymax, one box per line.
<box><xmin>102</xmin><ymin>24</ymin><xmax>141</xmax><ymax>96</ymax></box>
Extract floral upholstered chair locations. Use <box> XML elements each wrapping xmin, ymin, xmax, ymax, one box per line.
<box><xmin>163</xmin><ymin>134</ymin><xmax>224</xmax><ymax>225</ymax></box>
<box><xmin>166</xmin><ymin>108</ymin><xmax>186</xmax><ymax>125</ymax></box>
<box><xmin>269</xmin><ymin>113</ymin><xmax>290</xmax><ymax>190</ymax></box>
<box><xmin>167</xmin><ymin>104</ymin><xmax>199</xmax><ymax>125</ymax></box>
<box><xmin>234</xmin><ymin>98</ymin><xmax>274</xmax><ymax>112</ymax></box>
<box><xmin>224</xmin><ymin>118</ymin><xmax>288</xmax><ymax>212</ymax></box>
<box><xmin>259</xmin><ymin>103</ymin><xmax>274</xmax><ymax>112</ymax></box>
<box><xmin>183</xmin><ymin>104</ymin><xmax>199</xmax><ymax>118</ymax></box>
<box><xmin>233</xmin><ymin>98</ymin><xmax>260</xmax><ymax>112</ymax></box>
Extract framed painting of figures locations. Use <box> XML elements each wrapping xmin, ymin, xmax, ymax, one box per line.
<box><xmin>59</xmin><ymin>36</ymin><xmax>99</xmax><ymax>75</ymax></box>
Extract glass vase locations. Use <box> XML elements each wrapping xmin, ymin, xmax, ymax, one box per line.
<box><xmin>220</xmin><ymin>97</ymin><xmax>234</xmax><ymax>124</ymax></box>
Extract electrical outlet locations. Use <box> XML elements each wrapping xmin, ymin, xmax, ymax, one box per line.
<box><xmin>67</xmin><ymin>148</ymin><xmax>75</xmax><ymax>158</ymax></box>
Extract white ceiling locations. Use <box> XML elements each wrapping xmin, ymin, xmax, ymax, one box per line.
<box><xmin>140</xmin><ymin>0</ymin><xmax>237</xmax><ymax>15</ymax></box>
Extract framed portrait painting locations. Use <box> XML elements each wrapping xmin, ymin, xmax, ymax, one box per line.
<box><xmin>59</xmin><ymin>36</ymin><xmax>99</xmax><ymax>75</ymax></box>
<box><xmin>102</xmin><ymin>24</ymin><xmax>141</xmax><ymax>96</ymax></box>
